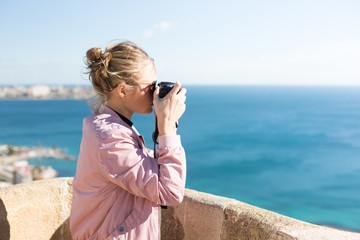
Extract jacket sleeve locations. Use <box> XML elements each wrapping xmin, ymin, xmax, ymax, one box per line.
<box><xmin>98</xmin><ymin>127</ymin><xmax>186</xmax><ymax>206</ymax></box>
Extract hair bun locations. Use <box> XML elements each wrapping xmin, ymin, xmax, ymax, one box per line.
<box><xmin>86</xmin><ymin>47</ymin><xmax>102</xmax><ymax>62</ymax></box>
<box><xmin>102</xmin><ymin>52</ymin><xmax>112</xmax><ymax>62</ymax></box>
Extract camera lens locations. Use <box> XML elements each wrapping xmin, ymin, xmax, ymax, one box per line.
<box><xmin>158</xmin><ymin>82</ymin><xmax>175</xmax><ymax>98</ymax></box>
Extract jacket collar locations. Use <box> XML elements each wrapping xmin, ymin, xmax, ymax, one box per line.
<box><xmin>100</xmin><ymin>105</ymin><xmax>141</xmax><ymax>136</ymax></box>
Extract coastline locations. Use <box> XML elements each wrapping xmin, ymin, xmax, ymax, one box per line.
<box><xmin>0</xmin><ymin>144</ymin><xmax>75</xmax><ymax>185</ymax></box>
<box><xmin>0</xmin><ymin>144</ymin><xmax>75</xmax><ymax>165</ymax></box>
<box><xmin>0</xmin><ymin>85</ymin><xmax>94</xmax><ymax>100</ymax></box>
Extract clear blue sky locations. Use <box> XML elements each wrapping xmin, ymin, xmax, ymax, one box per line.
<box><xmin>1</xmin><ymin>0</ymin><xmax>359</xmax><ymax>86</ymax></box>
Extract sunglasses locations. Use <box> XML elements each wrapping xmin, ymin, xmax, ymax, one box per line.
<box><xmin>138</xmin><ymin>80</ymin><xmax>157</xmax><ymax>93</ymax></box>
<box><xmin>110</xmin><ymin>80</ymin><xmax>157</xmax><ymax>92</ymax></box>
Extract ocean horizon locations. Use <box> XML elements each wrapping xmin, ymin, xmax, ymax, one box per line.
<box><xmin>1</xmin><ymin>85</ymin><xmax>359</xmax><ymax>232</ymax></box>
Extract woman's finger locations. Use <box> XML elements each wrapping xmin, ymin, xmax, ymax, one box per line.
<box><xmin>167</xmin><ymin>82</ymin><xmax>181</xmax><ymax>98</ymax></box>
<box><xmin>153</xmin><ymin>86</ymin><xmax>160</xmax><ymax>101</ymax></box>
<box><xmin>182</xmin><ymin>95</ymin><xmax>187</xmax><ymax>103</ymax></box>
<box><xmin>177</xmin><ymin>88</ymin><xmax>187</xmax><ymax>97</ymax></box>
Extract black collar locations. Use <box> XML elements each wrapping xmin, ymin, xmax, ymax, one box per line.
<box><xmin>110</xmin><ymin>108</ymin><xmax>133</xmax><ymax>127</ymax></box>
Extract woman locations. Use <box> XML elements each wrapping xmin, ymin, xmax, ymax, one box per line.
<box><xmin>70</xmin><ymin>41</ymin><xmax>187</xmax><ymax>240</ymax></box>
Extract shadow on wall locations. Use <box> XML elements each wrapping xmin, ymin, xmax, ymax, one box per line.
<box><xmin>50</xmin><ymin>217</ymin><xmax>72</xmax><ymax>240</ymax></box>
<box><xmin>0</xmin><ymin>198</ymin><xmax>10</xmax><ymax>240</ymax></box>
<box><xmin>161</xmin><ymin>206</ymin><xmax>185</xmax><ymax>240</ymax></box>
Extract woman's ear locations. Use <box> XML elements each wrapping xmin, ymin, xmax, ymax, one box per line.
<box><xmin>115</xmin><ymin>83</ymin><xmax>127</xmax><ymax>99</ymax></box>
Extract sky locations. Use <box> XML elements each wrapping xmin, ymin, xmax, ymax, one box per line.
<box><xmin>0</xmin><ymin>0</ymin><xmax>359</xmax><ymax>86</ymax></box>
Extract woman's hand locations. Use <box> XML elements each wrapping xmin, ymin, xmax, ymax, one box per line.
<box><xmin>153</xmin><ymin>82</ymin><xmax>187</xmax><ymax>136</ymax></box>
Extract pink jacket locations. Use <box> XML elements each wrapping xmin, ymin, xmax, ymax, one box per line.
<box><xmin>70</xmin><ymin>106</ymin><xmax>186</xmax><ymax>240</ymax></box>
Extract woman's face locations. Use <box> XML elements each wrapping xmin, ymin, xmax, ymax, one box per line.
<box><xmin>126</xmin><ymin>61</ymin><xmax>157</xmax><ymax>115</ymax></box>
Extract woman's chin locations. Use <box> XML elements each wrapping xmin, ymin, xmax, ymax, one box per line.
<box><xmin>139</xmin><ymin>108</ymin><xmax>153</xmax><ymax>115</ymax></box>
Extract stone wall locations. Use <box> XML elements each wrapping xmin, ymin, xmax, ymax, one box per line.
<box><xmin>0</xmin><ymin>178</ymin><xmax>359</xmax><ymax>240</ymax></box>
<box><xmin>0</xmin><ymin>177</ymin><xmax>72</xmax><ymax>240</ymax></box>
<box><xmin>161</xmin><ymin>189</ymin><xmax>360</xmax><ymax>240</ymax></box>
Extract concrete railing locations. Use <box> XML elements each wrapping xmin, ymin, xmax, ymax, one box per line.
<box><xmin>0</xmin><ymin>178</ymin><xmax>359</xmax><ymax>240</ymax></box>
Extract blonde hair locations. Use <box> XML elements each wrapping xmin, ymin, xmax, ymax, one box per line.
<box><xmin>85</xmin><ymin>41</ymin><xmax>152</xmax><ymax>113</ymax></box>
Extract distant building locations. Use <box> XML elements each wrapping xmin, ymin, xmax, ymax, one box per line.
<box><xmin>13</xmin><ymin>161</ymin><xmax>32</xmax><ymax>184</ymax></box>
<box><xmin>29</xmin><ymin>85</ymin><xmax>51</xmax><ymax>98</ymax></box>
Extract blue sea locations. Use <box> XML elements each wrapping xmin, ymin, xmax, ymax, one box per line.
<box><xmin>1</xmin><ymin>86</ymin><xmax>359</xmax><ymax>232</ymax></box>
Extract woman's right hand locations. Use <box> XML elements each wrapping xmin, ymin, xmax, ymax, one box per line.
<box><xmin>153</xmin><ymin>82</ymin><xmax>187</xmax><ymax>136</ymax></box>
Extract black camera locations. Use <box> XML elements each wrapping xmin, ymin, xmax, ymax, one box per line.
<box><xmin>158</xmin><ymin>82</ymin><xmax>175</xmax><ymax>98</ymax></box>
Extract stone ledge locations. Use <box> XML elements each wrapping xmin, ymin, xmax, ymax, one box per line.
<box><xmin>0</xmin><ymin>177</ymin><xmax>73</xmax><ymax>240</ymax></box>
<box><xmin>0</xmin><ymin>178</ymin><xmax>359</xmax><ymax>240</ymax></box>
<box><xmin>161</xmin><ymin>189</ymin><xmax>360</xmax><ymax>240</ymax></box>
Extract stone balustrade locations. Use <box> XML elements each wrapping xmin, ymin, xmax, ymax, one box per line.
<box><xmin>0</xmin><ymin>177</ymin><xmax>359</xmax><ymax>240</ymax></box>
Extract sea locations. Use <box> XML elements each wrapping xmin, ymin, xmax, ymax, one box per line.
<box><xmin>0</xmin><ymin>86</ymin><xmax>359</xmax><ymax>232</ymax></box>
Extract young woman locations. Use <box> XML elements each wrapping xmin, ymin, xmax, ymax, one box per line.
<box><xmin>70</xmin><ymin>41</ymin><xmax>187</xmax><ymax>240</ymax></box>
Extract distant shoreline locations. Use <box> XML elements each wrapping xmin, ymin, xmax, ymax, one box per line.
<box><xmin>0</xmin><ymin>144</ymin><xmax>75</xmax><ymax>166</ymax></box>
<box><xmin>0</xmin><ymin>98</ymin><xmax>91</xmax><ymax>101</ymax></box>
<box><xmin>0</xmin><ymin>85</ymin><xmax>95</xmax><ymax>100</ymax></box>
<box><xmin>2</xmin><ymin>84</ymin><xmax>360</xmax><ymax>101</ymax></box>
